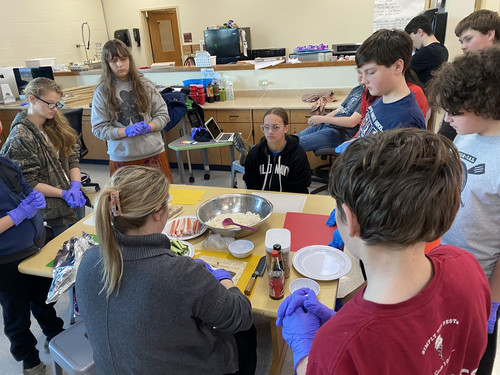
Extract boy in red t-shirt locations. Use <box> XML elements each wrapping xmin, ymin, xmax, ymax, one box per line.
<box><xmin>277</xmin><ymin>128</ymin><xmax>490</xmax><ymax>374</ymax></box>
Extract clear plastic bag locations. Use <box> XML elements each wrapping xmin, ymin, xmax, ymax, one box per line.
<box><xmin>46</xmin><ymin>232</ymin><xmax>97</xmax><ymax>304</ymax></box>
<box><xmin>203</xmin><ymin>233</ymin><xmax>235</xmax><ymax>250</ymax></box>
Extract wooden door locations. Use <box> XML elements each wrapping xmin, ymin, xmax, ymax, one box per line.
<box><xmin>147</xmin><ymin>10</ymin><xmax>183</xmax><ymax>66</ymax></box>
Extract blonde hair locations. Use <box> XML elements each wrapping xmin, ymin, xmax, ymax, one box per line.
<box><xmin>99</xmin><ymin>39</ymin><xmax>151</xmax><ymax>123</ymax></box>
<box><xmin>24</xmin><ymin>78</ymin><xmax>77</xmax><ymax>157</ymax></box>
<box><xmin>94</xmin><ymin>165</ymin><xmax>170</xmax><ymax>296</ymax></box>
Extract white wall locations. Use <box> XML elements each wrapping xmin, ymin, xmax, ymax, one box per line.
<box><xmin>0</xmin><ymin>0</ymin><xmax>109</xmax><ymax>67</ymax></box>
<box><xmin>100</xmin><ymin>0</ymin><xmax>374</xmax><ymax>67</ymax></box>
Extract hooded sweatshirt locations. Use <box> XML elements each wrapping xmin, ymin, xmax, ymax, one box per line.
<box><xmin>91</xmin><ymin>75</ymin><xmax>170</xmax><ymax>162</ymax></box>
<box><xmin>0</xmin><ymin>112</ymin><xmax>79</xmax><ymax>227</ymax></box>
<box><xmin>244</xmin><ymin>134</ymin><xmax>311</xmax><ymax>194</ymax></box>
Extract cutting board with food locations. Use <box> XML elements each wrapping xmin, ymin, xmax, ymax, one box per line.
<box><xmin>195</xmin><ymin>251</ymin><xmax>261</xmax><ymax>293</ymax></box>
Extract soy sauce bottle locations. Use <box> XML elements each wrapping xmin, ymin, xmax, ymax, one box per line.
<box><xmin>268</xmin><ymin>250</ymin><xmax>284</xmax><ymax>300</ymax></box>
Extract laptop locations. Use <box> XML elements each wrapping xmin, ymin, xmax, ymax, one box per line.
<box><xmin>204</xmin><ymin>117</ymin><xmax>235</xmax><ymax>142</ymax></box>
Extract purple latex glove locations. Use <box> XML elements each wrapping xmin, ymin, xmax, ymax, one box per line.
<box><xmin>488</xmin><ymin>302</ymin><xmax>500</xmax><ymax>334</ymax></box>
<box><xmin>329</xmin><ymin>228</ymin><xmax>344</xmax><ymax>250</ymax></box>
<box><xmin>281</xmin><ymin>305</ymin><xmax>321</xmax><ymax>370</ymax></box>
<box><xmin>125</xmin><ymin>121</ymin><xmax>151</xmax><ymax>137</ymax></box>
<box><xmin>326</xmin><ymin>208</ymin><xmax>336</xmax><ymax>227</ymax></box>
<box><xmin>335</xmin><ymin>139</ymin><xmax>353</xmax><ymax>154</ymax></box>
<box><xmin>304</xmin><ymin>292</ymin><xmax>336</xmax><ymax>325</ymax></box>
<box><xmin>136</xmin><ymin>121</ymin><xmax>151</xmax><ymax>135</ymax></box>
<box><xmin>194</xmin><ymin>259</ymin><xmax>232</xmax><ymax>282</ymax></box>
<box><xmin>7</xmin><ymin>189</ymin><xmax>46</xmax><ymax>226</ymax></box>
<box><xmin>276</xmin><ymin>288</ymin><xmax>311</xmax><ymax>326</ymax></box>
<box><xmin>62</xmin><ymin>181</ymin><xmax>86</xmax><ymax>208</ymax></box>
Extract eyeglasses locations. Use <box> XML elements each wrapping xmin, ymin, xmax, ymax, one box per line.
<box><xmin>260</xmin><ymin>124</ymin><xmax>285</xmax><ymax>132</ymax></box>
<box><xmin>34</xmin><ymin>95</ymin><xmax>64</xmax><ymax>110</ymax></box>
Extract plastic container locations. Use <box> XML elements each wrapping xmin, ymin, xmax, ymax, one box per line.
<box><xmin>265</xmin><ymin>228</ymin><xmax>291</xmax><ymax>278</ymax></box>
<box><xmin>182</xmin><ymin>78</ymin><xmax>212</xmax><ymax>89</ymax></box>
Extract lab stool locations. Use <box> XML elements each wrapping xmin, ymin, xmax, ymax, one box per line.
<box><xmin>231</xmin><ymin>160</ymin><xmax>245</xmax><ymax>188</ymax></box>
<box><xmin>49</xmin><ymin>321</ymin><xmax>96</xmax><ymax>375</ymax></box>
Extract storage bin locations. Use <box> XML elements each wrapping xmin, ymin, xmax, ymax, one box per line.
<box><xmin>182</xmin><ymin>79</ymin><xmax>212</xmax><ymax>89</ymax></box>
<box><xmin>25</xmin><ymin>57</ymin><xmax>56</xmax><ymax>67</ymax></box>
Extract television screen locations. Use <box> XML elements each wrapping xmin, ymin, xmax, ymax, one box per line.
<box><xmin>13</xmin><ymin>66</ymin><xmax>55</xmax><ymax>96</ymax></box>
<box><xmin>204</xmin><ymin>29</ymin><xmax>240</xmax><ymax>60</ymax></box>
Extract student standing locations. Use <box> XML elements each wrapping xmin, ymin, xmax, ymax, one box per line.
<box><xmin>0</xmin><ymin>122</ymin><xmax>64</xmax><ymax>375</ymax></box>
<box><xmin>76</xmin><ymin>166</ymin><xmax>255</xmax><ymax>374</ymax></box>
<box><xmin>243</xmin><ymin>108</ymin><xmax>311</xmax><ymax>193</ymax></box>
<box><xmin>0</xmin><ymin>78</ymin><xmax>85</xmax><ymax>236</ymax></box>
<box><xmin>277</xmin><ymin>129</ymin><xmax>490</xmax><ymax>374</ymax></box>
<box><xmin>427</xmin><ymin>47</ymin><xmax>500</xmax><ymax>375</ymax></box>
<box><xmin>91</xmin><ymin>39</ymin><xmax>173</xmax><ymax>182</ymax></box>
<box><xmin>404</xmin><ymin>15</ymin><xmax>449</xmax><ymax>85</ymax></box>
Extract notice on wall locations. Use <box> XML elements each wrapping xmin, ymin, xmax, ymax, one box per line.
<box><xmin>373</xmin><ymin>0</ymin><xmax>425</xmax><ymax>32</ymax></box>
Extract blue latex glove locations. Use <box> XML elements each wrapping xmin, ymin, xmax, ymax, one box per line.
<box><xmin>135</xmin><ymin>121</ymin><xmax>151</xmax><ymax>135</ymax></box>
<box><xmin>276</xmin><ymin>288</ymin><xmax>311</xmax><ymax>326</ymax></box>
<box><xmin>194</xmin><ymin>259</ymin><xmax>232</xmax><ymax>282</ymax></box>
<box><xmin>335</xmin><ymin>139</ymin><xmax>354</xmax><ymax>154</ymax></box>
<box><xmin>326</xmin><ymin>208</ymin><xmax>336</xmax><ymax>227</ymax></box>
<box><xmin>304</xmin><ymin>292</ymin><xmax>336</xmax><ymax>325</ymax></box>
<box><xmin>7</xmin><ymin>190</ymin><xmax>46</xmax><ymax>226</ymax></box>
<box><xmin>62</xmin><ymin>181</ymin><xmax>86</xmax><ymax>208</ymax></box>
<box><xmin>125</xmin><ymin>121</ymin><xmax>149</xmax><ymax>137</ymax></box>
<box><xmin>329</xmin><ymin>228</ymin><xmax>344</xmax><ymax>249</ymax></box>
<box><xmin>280</xmin><ymin>305</ymin><xmax>321</xmax><ymax>370</ymax></box>
<box><xmin>488</xmin><ymin>302</ymin><xmax>500</xmax><ymax>334</ymax></box>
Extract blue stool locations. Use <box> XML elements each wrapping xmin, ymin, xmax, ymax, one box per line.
<box><xmin>231</xmin><ymin>160</ymin><xmax>245</xmax><ymax>188</ymax></box>
<box><xmin>49</xmin><ymin>321</ymin><xmax>96</xmax><ymax>375</ymax></box>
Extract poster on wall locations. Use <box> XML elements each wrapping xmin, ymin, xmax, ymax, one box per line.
<box><xmin>373</xmin><ymin>0</ymin><xmax>426</xmax><ymax>32</ymax></box>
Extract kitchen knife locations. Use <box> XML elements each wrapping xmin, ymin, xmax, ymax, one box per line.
<box><xmin>244</xmin><ymin>256</ymin><xmax>267</xmax><ymax>296</ymax></box>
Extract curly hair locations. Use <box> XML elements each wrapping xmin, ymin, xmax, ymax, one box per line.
<box><xmin>455</xmin><ymin>9</ymin><xmax>500</xmax><ymax>40</ymax></box>
<box><xmin>426</xmin><ymin>47</ymin><xmax>500</xmax><ymax>120</ymax></box>
<box><xmin>99</xmin><ymin>39</ymin><xmax>151</xmax><ymax>123</ymax></box>
<box><xmin>329</xmin><ymin>128</ymin><xmax>461</xmax><ymax>247</ymax></box>
<box><xmin>356</xmin><ymin>29</ymin><xmax>413</xmax><ymax>72</ymax></box>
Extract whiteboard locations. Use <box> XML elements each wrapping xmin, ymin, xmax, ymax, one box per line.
<box><xmin>373</xmin><ymin>0</ymin><xmax>426</xmax><ymax>32</ymax></box>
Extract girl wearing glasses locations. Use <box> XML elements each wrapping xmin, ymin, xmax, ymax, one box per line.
<box><xmin>0</xmin><ymin>77</ymin><xmax>85</xmax><ymax>235</ymax></box>
<box><xmin>91</xmin><ymin>39</ymin><xmax>173</xmax><ymax>182</ymax></box>
<box><xmin>243</xmin><ymin>107</ymin><xmax>311</xmax><ymax>193</ymax></box>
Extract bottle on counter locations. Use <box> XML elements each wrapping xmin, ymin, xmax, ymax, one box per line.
<box><xmin>268</xmin><ymin>249</ymin><xmax>284</xmax><ymax>300</ymax></box>
<box><xmin>206</xmin><ymin>83</ymin><xmax>215</xmax><ymax>103</ymax></box>
<box><xmin>213</xmin><ymin>84</ymin><xmax>220</xmax><ymax>101</ymax></box>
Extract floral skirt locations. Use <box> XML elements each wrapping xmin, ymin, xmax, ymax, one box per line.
<box><xmin>109</xmin><ymin>152</ymin><xmax>174</xmax><ymax>183</ymax></box>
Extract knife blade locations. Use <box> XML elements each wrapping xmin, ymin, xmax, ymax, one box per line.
<box><xmin>244</xmin><ymin>256</ymin><xmax>267</xmax><ymax>296</ymax></box>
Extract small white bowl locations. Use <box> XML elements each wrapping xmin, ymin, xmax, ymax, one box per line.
<box><xmin>228</xmin><ymin>240</ymin><xmax>254</xmax><ymax>258</ymax></box>
<box><xmin>289</xmin><ymin>278</ymin><xmax>321</xmax><ymax>296</ymax></box>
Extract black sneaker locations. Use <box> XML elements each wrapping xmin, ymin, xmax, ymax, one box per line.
<box><xmin>233</xmin><ymin>133</ymin><xmax>251</xmax><ymax>164</ymax></box>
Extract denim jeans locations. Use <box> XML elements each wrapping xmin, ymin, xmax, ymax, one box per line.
<box><xmin>296</xmin><ymin>124</ymin><xmax>344</xmax><ymax>152</ymax></box>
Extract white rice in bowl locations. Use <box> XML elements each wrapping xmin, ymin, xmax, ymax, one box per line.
<box><xmin>205</xmin><ymin>211</ymin><xmax>261</xmax><ymax>229</ymax></box>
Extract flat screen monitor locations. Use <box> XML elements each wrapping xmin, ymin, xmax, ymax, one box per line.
<box><xmin>204</xmin><ymin>28</ymin><xmax>240</xmax><ymax>64</ymax></box>
<box><xmin>0</xmin><ymin>67</ymin><xmax>20</xmax><ymax>102</ymax></box>
<box><xmin>13</xmin><ymin>66</ymin><xmax>55</xmax><ymax>96</ymax></box>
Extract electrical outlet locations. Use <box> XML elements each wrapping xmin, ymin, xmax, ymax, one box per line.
<box><xmin>259</xmin><ymin>80</ymin><xmax>268</xmax><ymax>87</ymax></box>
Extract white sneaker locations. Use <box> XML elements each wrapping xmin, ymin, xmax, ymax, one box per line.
<box><xmin>23</xmin><ymin>363</ymin><xmax>46</xmax><ymax>375</ymax></box>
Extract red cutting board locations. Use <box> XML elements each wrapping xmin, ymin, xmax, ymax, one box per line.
<box><xmin>283</xmin><ymin>212</ymin><xmax>335</xmax><ymax>252</ymax></box>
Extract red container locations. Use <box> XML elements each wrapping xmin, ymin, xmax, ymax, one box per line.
<box><xmin>198</xmin><ymin>92</ymin><xmax>205</xmax><ymax>105</ymax></box>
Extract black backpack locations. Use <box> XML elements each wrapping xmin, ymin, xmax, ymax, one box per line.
<box><xmin>160</xmin><ymin>88</ymin><xmax>188</xmax><ymax>132</ymax></box>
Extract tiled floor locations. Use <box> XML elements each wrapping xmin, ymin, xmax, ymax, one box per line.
<box><xmin>1</xmin><ymin>162</ymin><xmax>499</xmax><ymax>374</ymax></box>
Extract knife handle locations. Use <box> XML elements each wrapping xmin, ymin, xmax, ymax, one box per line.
<box><xmin>244</xmin><ymin>276</ymin><xmax>257</xmax><ymax>296</ymax></box>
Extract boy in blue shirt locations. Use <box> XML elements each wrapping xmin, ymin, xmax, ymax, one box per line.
<box><xmin>335</xmin><ymin>29</ymin><xmax>426</xmax><ymax>153</ymax></box>
<box><xmin>427</xmin><ymin>46</ymin><xmax>500</xmax><ymax>375</ymax></box>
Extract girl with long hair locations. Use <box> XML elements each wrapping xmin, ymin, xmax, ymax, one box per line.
<box><xmin>76</xmin><ymin>166</ymin><xmax>255</xmax><ymax>374</ymax></box>
<box><xmin>91</xmin><ymin>39</ymin><xmax>173</xmax><ymax>182</ymax></box>
<box><xmin>0</xmin><ymin>77</ymin><xmax>86</xmax><ymax>235</ymax></box>
<box><xmin>244</xmin><ymin>107</ymin><xmax>311</xmax><ymax>193</ymax></box>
